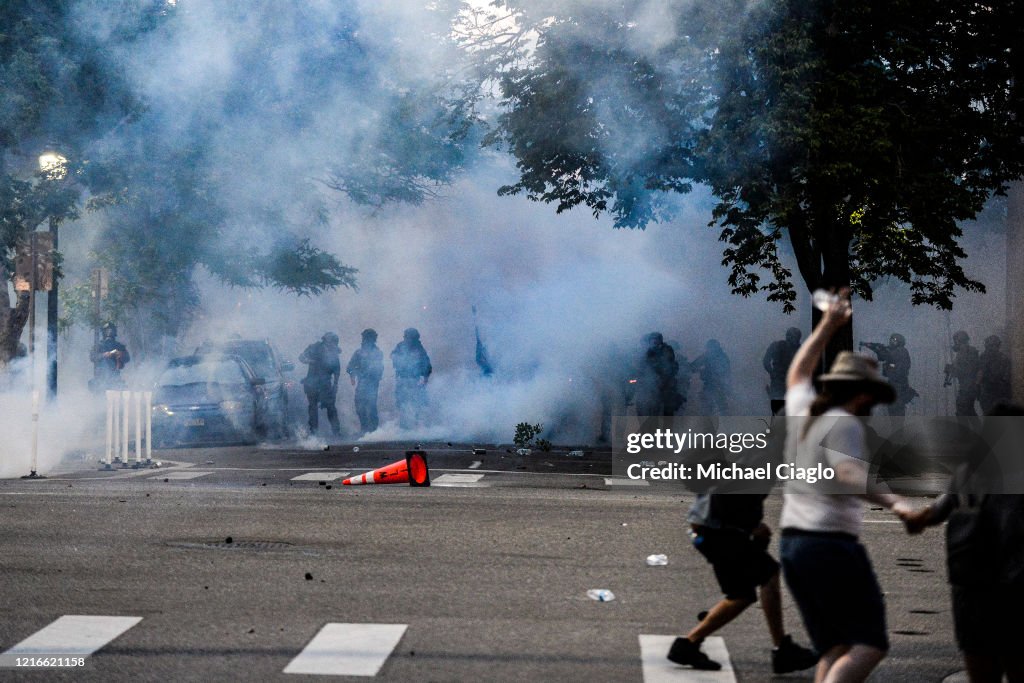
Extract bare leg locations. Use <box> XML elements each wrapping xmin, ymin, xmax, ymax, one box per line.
<box><xmin>815</xmin><ymin>646</ymin><xmax>847</xmax><ymax>683</ymax></box>
<box><xmin>686</xmin><ymin>597</ymin><xmax>754</xmax><ymax>643</ymax></box>
<box><xmin>822</xmin><ymin>644</ymin><xmax>886</xmax><ymax>683</ymax></box>
<box><xmin>758</xmin><ymin>572</ymin><xmax>785</xmax><ymax>647</ymax></box>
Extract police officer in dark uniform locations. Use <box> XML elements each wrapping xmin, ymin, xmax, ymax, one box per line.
<box><xmin>978</xmin><ymin>335</ymin><xmax>1012</xmax><ymax>414</ymax></box>
<box><xmin>763</xmin><ymin>327</ymin><xmax>801</xmax><ymax>414</ymax></box>
<box><xmin>391</xmin><ymin>328</ymin><xmax>432</xmax><ymax>429</ymax></box>
<box><xmin>299</xmin><ymin>332</ymin><xmax>341</xmax><ymax>436</ymax></box>
<box><xmin>346</xmin><ymin>329</ymin><xmax>384</xmax><ymax>434</ymax></box>
<box><xmin>946</xmin><ymin>331</ymin><xmax>980</xmax><ymax>417</ymax></box>
<box><xmin>692</xmin><ymin>339</ymin><xmax>731</xmax><ymax>416</ymax></box>
<box><xmin>635</xmin><ymin>332</ymin><xmax>682</xmax><ymax>416</ymax></box>
<box><xmin>89</xmin><ymin>322</ymin><xmax>130</xmax><ymax>390</ymax></box>
<box><xmin>861</xmin><ymin>333</ymin><xmax>917</xmax><ymax>416</ymax></box>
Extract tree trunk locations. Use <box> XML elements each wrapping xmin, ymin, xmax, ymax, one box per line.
<box><xmin>1008</xmin><ymin>182</ymin><xmax>1024</xmax><ymax>404</ymax></box>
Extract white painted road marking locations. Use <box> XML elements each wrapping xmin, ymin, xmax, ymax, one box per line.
<box><xmin>290</xmin><ymin>472</ymin><xmax>351</xmax><ymax>481</ymax></box>
<box><xmin>153</xmin><ymin>470</ymin><xmax>213</xmax><ymax>480</ymax></box>
<box><xmin>283</xmin><ymin>623</ymin><xmax>407</xmax><ymax>676</ymax></box>
<box><xmin>433</xmin><ymin>473</ymin><xmax>487</xmax><ymax>487</ymax></box>
<box><xmin>1</xmin><ymin>615</ymin><xmax>142</xmax><ymax>658</ymax></box>
<box><xmin>639</xmin><ymin>635</ymin><xmax>735</xmax><ymax>682</ymax></box>
<box><xmin>605</xmin><ymin>478</ymin><xmax>650</xmax><ymax>487</ymax></box>
<box><xmin>468</xmin><ymin>460</ymin><xmax>482</xmax><ymax>469</ymax></box>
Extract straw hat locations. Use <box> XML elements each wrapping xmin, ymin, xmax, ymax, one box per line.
<box><xmin>818</xmin><ymin>351</ymin><xmax>896</xmax><ymax>403</ymax></box>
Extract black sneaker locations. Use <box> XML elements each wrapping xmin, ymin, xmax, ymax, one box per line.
<box><xmin>772</xmin><ymin>634</ymin><xmax>817</xmax><ymax>674</ymax></box>
<box><xmin>667</xmin><ymin>637</ymin><xmax>722</xmax><ymax>671</ymax></box>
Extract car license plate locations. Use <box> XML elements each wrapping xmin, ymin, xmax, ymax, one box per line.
<box><xmin>185</xmin><ymin>418</ymin><xmax>205</xmax><ymax>427</ymax></box>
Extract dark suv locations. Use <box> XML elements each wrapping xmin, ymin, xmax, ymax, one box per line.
<box><xmin>195</xmin><ymin>338</ymin><xmax>294</xmax><ymax>438</ymax></box>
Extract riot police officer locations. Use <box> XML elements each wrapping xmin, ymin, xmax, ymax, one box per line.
<box><xmin>978</xmin><ymin>335</ymin><xmax>1011</xmax><ymax>414</ymax></box>
<box><xmin>391</xmin><ymin>328</ymin><xmax>432</xmax><ymax>429</ymax></box>
<box><xmin>299</xmin><ymin>332</ymin><xmax>341</xmax><ymax>436</ymax></box>
<box><xmin>945</xmin><ymin>331</ymin><xmax>980</xmax><ymax>417</ymax></box>
<box><xmin>763</xmin><ymin>327</ymin><xmax>801</xmax><ymax>413</ymax></box>
<box><xmin>89</xmin><ymin>322</ymin><xmax>130</xmax><ymax>391</ymax></box>
<box><xmin>346</xmin><ymin>329</ymin><xmax>384</xmax><ymax>434</ymax></box>
<box><xmin>860</xmin><ymin>333</ymin><xmax>917</xmax><ymax>416</ymax></box>
<box><xmin>634</xmin><ymin>332</ymin><xmax>682</xmax><ymax>416</ymax></box>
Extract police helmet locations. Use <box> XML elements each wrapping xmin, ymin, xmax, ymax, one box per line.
<box><xmin>101</xmin><ymin>321</ymin><xmax>117</xmax><ymax>338</ymax></box>
<box><xmin>984</xmin><ymin>335</ymin><xmax>1001</xmax><ymax>351</ymax></box>
<box><xmin>953</xmin><ymin>330</ymin><xmax>970</xmax><ymax>346</ymax></box>
<box><xmin>322</xmin><ymin>332</ymin><xmax>339</xmax><ymax>345</ymax></box>
<box><xmin>785</xmin><ymin>327</ymin><xmax>801</xmax><ymax>345</ymax></box>
<box><xmin>889</xmin><ymin>333</ymin><xmax>905</xmax><ymax>348</ymax></box>
<box><xmin>361</xmin><ymin>328</ymin><xmax>378</xmax><ymax>342</ymax></box>
<box><xmin>403</xmin><ymin>328</ymin><xmax>420</xmax><ymax>342</ymax></box>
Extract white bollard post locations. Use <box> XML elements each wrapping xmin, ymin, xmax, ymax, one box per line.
<box><xmin>133</xmin><ymin>391</ymin><xmax>142</xmax><ymax>467</ymax></box>
<box><xmin>104</xmin><ymin>390</ymin><xmax>115</xmax><ymax>469</ymax></box>
<box><xmin>121</xmin><ymin>391</ymin><xmax>130</xmax><ymax>466</ymax></box>
<box><xmin>27</xmin><ymin>390</ymin><xmax>40</xmax><ymax>477</ymax></box>
<box><xmin>144</xmin><ymin>391</ymin><xmax>153</xmax><ymax>463</ymax></box>
<box><xmin>112</xmin><ymin>388</ymin><xmax>121</xmax><ymax>463</ymax></box>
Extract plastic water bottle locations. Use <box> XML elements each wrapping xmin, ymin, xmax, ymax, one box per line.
<box><xmin>646</xmin><ymin>554</ymin><xmax>668</xmax><ymax>566</ymax></box>
<box><xmin>812</xmin><ymin>289</ymin><xmax>840</xmax><ymax>311</ymax></box>
<box><xmin>587</xmin><ymin>589</ymin><xmax>615</xmax><ymax>602</ymax></box>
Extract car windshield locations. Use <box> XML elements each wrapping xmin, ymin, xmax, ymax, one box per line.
<box><xmin>159</xmin><ymin>361</ymin><xmax>247</xmax><ymax>387</ymax></box>
<box><xmin>221</xmin><ymin>342</ymin><xmax>275</xmax><ymax>378</ymax></box>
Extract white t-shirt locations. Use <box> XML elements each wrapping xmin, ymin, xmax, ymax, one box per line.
<box><xmin>779</xmin><ymin>380</ymin><xmax>869</xmax><ymax>537</ymax></box>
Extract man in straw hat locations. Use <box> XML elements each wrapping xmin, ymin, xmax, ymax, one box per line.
<box><xmin>778</xmin><ymin>289</ymin><xmax>917</xmax><ymax>683</ymax></box>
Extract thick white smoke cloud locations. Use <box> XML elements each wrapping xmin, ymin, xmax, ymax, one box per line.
<box><xmin>1</xmin><ymin>1</ymin><xmax>1012</xmax><ymax>476</ymax></box>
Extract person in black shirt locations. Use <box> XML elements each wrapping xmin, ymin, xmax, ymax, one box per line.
<box><xmin>346</xmin><ymin>329</ymin><xmax>384</xmax><ymax>434</ymax></box>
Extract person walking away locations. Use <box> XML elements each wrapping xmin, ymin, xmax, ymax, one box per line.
<box><xmin>346</xmin><ymin>329</ymin><xmax>384</xmax><ymax>435</ymax></box>
<box><xmin>299</xmin><ymin>332</ymin><xmax>341</xmax><ymax>436</ymax></box>
<box><xmin>902</xmin><ymin>403</ymin><xmax>1024</xmax><ymax>683</ymax></box>
<box><xmin>667</xmin><ymin>487</ymin><xmax>817</xmax><ymax>673</ymax></box>
<box><xmin>780</xmin><ymin>290</ymin><xmax>916</xmax><ymax>683</ymax></box>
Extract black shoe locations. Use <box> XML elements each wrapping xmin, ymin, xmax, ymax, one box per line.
<box><xmin>772</xmin><ymin>634</ymin><xmax>817</xmax><ymax>674</ymax></box>
<box><xmin>667</xmin><ymin>638</ymin><xmax>722</xmax><ymax>671</ymax></box>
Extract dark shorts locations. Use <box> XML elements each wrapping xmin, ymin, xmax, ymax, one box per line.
<box><xmin>692</xmin><ymin>527</ymin><xmax>779</xmax><ymax>603</ymax></box>
<box><xmin>780</xmin><ymin>530</ymin><xmax>889</xmax><ymax>653</ymax></box>
<box><xmin>952</xmin><ymin>585</ymin><xmax>1024</xmax><ymax>654</ymax></box>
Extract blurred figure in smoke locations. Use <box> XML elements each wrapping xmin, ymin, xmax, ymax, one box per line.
<box><xmin>860</xmin><ymin>333</ymin><xmax>917</xmax><ymax>416</ymax></box>
<box><xmin>945</xmin><ymin>331</ymin><xmax>980</xmax><ymax>417</ymax></box>
<box><xmin>763</xmin><ymin>327</ymin><xmax>801</xmax><ymax>414</ymax></box>
<box><xmin>346</xmin><ymin>329</ymin><xmax>384</xmax><ymax>435</ymax></box>
<box><xmin>391</xmin><ymin>328</ymin><xmax>432</xmax><ymax>429</ymax></box>
<box><xmin>978</xmin><ymin>335</ymin><xmax>1012</xmax><ymax>415</ymax></box>
<box><xmin>299</xmin><ymin>332</ymin><xmax>341</xmax><ymax>436</ymax></box>
<box><xmin>89</xmin><ymin>322</ymin><xmax>130</xmax><ymax>391</ymax></box>
<box><xmin>635</xmin><ymin>332</ymin><xmax>682</xmax><ymax>416</ymax></box>
<box><xmin>667</xmin><ymin>339</ymin><xmax>692</xmax><ymax>414</ymax></box>
<box><xmin>692</xmin><ymin>339</ymin><xmax>731</xmax><ymax>416</ymax></box>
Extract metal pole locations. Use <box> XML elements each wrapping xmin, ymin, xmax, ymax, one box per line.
<box><xmin>145</xmin><ymin>391</ymin><xmax>153</xmax><ymax>463</ymax></box>
<box><xmin>46</xmin><ymin>218</ymin><xmax>58</xmax><ymax>401</ymax></box>
<box><xmin>112</xmin><ymin>387</ymin><xmax>120</xmax><ymax>463</ymax></box>
<box><xmin>20</xmin><ymin>390</ymin><xmax>44</xmax><ymax>479</ymax></box>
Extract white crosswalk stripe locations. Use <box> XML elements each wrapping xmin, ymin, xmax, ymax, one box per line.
<box><xmin>433</xmin><ymin>473</ymin><xmax>487</xmax><ymax>487</ymax></box>
<box><xmin>290</xmin><ymin>472</ymin><xmax>350</xmax><ymax>481</ymax></box>
<box><xmin>639</xmin><ymin>635</ymin><xmax>736</xmax><ymax>683</ymax></box>
<box><xmin>283</xmin><ymin>623</ymin><xmax>407</xmax><ymax>676</ymax></box>
<box><xmin>153</xmin><ymin>470</ymin><xmax>213</xmax><ymax>480</ymax></box>
<box><xmin>0</xmin><ymin>615</ymin><xmax>142</xmax><ymax>663</ymax></box>
<box><xmin>605</xmin><ymin>477</ymin><xmax>650</xmax><ymax>487</ymax></box>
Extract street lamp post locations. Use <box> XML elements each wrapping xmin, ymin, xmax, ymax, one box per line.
<box><xmin>38</xmin><ymin>151</ymin><xmax>66</xmax><ymax>402</ymax></box>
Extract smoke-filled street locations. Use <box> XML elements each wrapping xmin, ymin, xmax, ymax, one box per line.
<box><xmin>1</xmin><ymin>447</ymin><xmax>959</xmax><ymax>682</ymax></box>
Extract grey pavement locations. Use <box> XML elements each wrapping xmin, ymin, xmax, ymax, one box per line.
<box><xmin>0</xmin><ymin>444</ymin><xmax>964</xmax><ymax>682</ymax></box>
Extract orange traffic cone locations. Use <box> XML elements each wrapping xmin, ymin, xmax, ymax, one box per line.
<box><xmin>342</xmin><ymin>451</ymin><xmax>430</xmax><ymax>487</ymax></box>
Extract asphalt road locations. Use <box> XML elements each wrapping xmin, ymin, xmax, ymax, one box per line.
<box><xmin>0</xmin><ymin>443</ymin><xmax>964</xmax><ymax>682</ymax></box>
